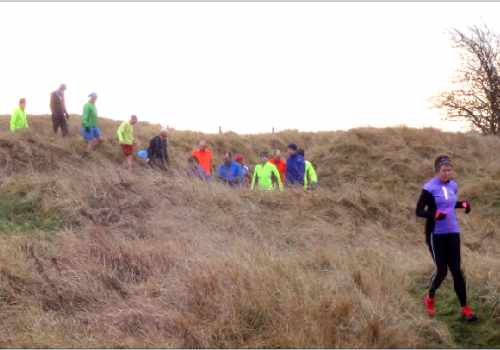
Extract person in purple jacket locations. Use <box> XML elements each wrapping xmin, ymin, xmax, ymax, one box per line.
<box><xmin>285</xmin><ymin>143</ymin><xmax>305</xmax><ymax>186</ymax></box>
<box><xmin>416</xmin><ymin>155</ymin><xmax>477</xmax><ymax>322</ymax></box>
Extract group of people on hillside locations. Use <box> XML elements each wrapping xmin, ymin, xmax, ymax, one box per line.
<box><xmin>188</xmin><ymin>140</ymin><xmax>318</xmax><ymax>191</ymax></box>
<box><xmin>9</xmin><ymin>85</ymin><xmax>318</xmax><ymax>190</ymax></box>
<box><xmin>9</xmin><ymin>86</ymin><xmax>172</xmax><ymax>172</ymax></box>
<box><xmin>9</xmin><ymin>86</ymin><xmax>480</xmax><ymax>323</ymax></box>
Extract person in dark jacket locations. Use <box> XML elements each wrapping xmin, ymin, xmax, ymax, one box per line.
<box><xmin>147</xmin><ymin>130</ymin><xmax>169</xmax><ymax>170</ymax></box>
<box><xmin>416</xmin><ymin>154</ymin><xmax>477</xmax><ymax>322</ymax></box>
<box><xmin>285</xmin><ymin>143</ymin><xmax>305</xmax><ymax>186</ymax></box>
<box><xmin>50</xmin><ymin>84</ymin><xmax>70</xmax><ymax>137</ymax></box>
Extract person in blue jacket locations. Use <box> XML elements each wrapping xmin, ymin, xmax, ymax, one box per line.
<box><xmin>217</xmin><ymin>151</ymin><xmax>244</xmax><ymax>187</ymax></box>
<box><xmin>416</xmin><ymin>155</ymin><xmax>477</xmax><ymax>322</ymax></box>
<box><xmin>285</xmin><ymin>143</ymin><xmax>305</xmax><ymax>186</ymax></box>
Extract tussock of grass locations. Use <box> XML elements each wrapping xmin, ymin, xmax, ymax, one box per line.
<box><xmin>0</xmin><ymin>115</ymin><xmax>498</xmax><ymax>347</ymax></box>
<box><xmin>0</xmin><ymin>190</ymin><xmax>62</xmax><ymax>234</ymax></box>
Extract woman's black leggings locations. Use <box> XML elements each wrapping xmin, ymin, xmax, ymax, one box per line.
<box><xmin>429</xmin><ymin>233</ymin><xmax>467</xmax><ymax>307</ymax></box>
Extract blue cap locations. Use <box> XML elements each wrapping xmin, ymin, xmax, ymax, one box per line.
<box><xmin>88</xmin><ymin>92</ymin><xmax>98</xmax><ymax>98</ymax></box>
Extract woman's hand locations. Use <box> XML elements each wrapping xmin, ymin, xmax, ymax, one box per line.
<box><xmin>435</xmin><ymin>210</ymin><xmax>447</xmax><ymax>220</ymax></box>
<box><xmin>462</xmin><ymin>200</ymin><xmax>471</xmax><ymax>214</ymax></box>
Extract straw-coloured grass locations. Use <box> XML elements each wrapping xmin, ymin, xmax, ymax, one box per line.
<box><xmin>0</xmin><ymin>115</ymin><xmax>498</xmax><ymax>347</ymax></box>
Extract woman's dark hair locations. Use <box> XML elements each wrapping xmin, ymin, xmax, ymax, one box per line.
<box><xmin>434</xmin><ymin>155</ymin><xmax>452</xmax><ymax>173</ymax></box>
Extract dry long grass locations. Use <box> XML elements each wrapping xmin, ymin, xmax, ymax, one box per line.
<box><xmin>0</xmin><ymin>115</ymin><xmax>499</xmax><ymax>347</ymax></box>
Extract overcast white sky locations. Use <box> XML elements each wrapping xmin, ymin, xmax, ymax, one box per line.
<box><xmin>1</xmin><ymin>2</ymin><xmax>499</xmax><ymax>133</ymax></box>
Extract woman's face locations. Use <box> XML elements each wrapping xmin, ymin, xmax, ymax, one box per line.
<box><xmin>438</xmin><ymin>164</ymin><xmax>454</xmax><ymax>182</ymax></box>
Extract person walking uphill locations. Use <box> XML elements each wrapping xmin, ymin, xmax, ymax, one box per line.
<box><xmin>50</xmin><ymin>84</ymin><xmax>70</xmax><ymax>136</ymax></box>
<box><xmin>251</xmin><ymin>151</ymin><xmax>283</xmax><ymax>191</ymax></box>
<box><xmin>285</xmin><ymin>143</ymin><xmax>305</xmax><ymax>186</ymax></box>
<box><xmin>147</xmin><ymin>130</ymin><xmax>170</xmax><ymax>171</ymax></box>
<box><xmin>10</xmin><ymin>98</ymin><xmax>29</xmax><ymax>132</ymax></box>
<box><xmin>192</xmin><ymin>140</ymin><xmax>213</xmax><ymax>179</ymax></box>
<box><xmin>415</xmin><ymin>155</ymin><xmax>477</xmax><ymax>322</ymax></box>
<box><xmin>81</xmin><ymin>93</ymin><xmax>101</xmax><ymax>157</ymax></box>
<box><xmin>117</xmin><ymin>115</ymin><xmax>138</xmax><ymax>171</ymax></box>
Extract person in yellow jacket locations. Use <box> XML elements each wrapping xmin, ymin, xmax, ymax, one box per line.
<box><xmin>251</xmin><ymin>151</ymin><xmax>283</xmax><ymax>191</ymax></box>
<box><xmin>116</xmin><ymin>115</ymin><xmax>138</xmax><ymax>171</ymax></box>
<box><xmin>10</xmin><ymin>98</ymin><xmax>29</xmax><ymax>132</ymax></box>
<box><xmin>298</xmin><ymin>149</ymin><xmax>318</xmax><ymax>190</ymax></box>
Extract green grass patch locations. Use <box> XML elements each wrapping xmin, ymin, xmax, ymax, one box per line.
<box><xmin>411</xmin><ymin>273</ymin><xmax>500</xmax><ymax>348</ymax></box>
<box><xmin>0</xmin><ymin>192</ymin><xmax>63</xmax><ymax>234</ymax></box>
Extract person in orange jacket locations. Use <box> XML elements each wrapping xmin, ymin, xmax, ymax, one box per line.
<box><xmin>192</xmin><ymin>140</ymin><xmax>213</xmax><ymax>179</ymax></box>
<box><xmin>268</xmin><ymin>149</ymin><xmax>286</xmax><ymax>184</ymax></box>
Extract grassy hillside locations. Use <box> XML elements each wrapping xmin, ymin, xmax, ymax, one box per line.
<box><xmin>0</xmin><ymin>115</ymin><xmax>499</xmax><ymax>348</ymax></box>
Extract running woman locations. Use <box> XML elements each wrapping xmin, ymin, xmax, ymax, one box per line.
<box><xmin>415</xmin><ymin>155</ymin><xmax>477</xmax><ymax>321</ymax></box>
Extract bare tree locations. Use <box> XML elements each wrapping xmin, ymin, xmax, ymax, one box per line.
<box><xmin>434</xmin><ymin>24</ymin><xmax>500</xmax><ymax>135</ymax></box>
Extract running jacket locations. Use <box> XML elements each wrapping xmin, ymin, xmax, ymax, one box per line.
<box><xmin>117</xmin><ymin>121</ymin><xmax>134</xmax><ymax>145</ymax></box>
<box><xmin>217</xmin><ymin>160</ymin><xmax>244</xmax><ymax>184</ymax></box>
<box><xmin>416</xmin><ymin>177</ymin><xmax>467</xmax><ymax>235</ymax></box>
<box><xmin>192</xmin><ymin>148</ymin><xmax>213</xmax><ymax>176</ymax></box>
<box><xmin>286</xmin><ymin>153</ymin><xmax>305</xmax><ymax>185</ymax></box>
<box><xmin>304</xmin><ymin>160</ymin><xmax>318</xmax><ymax>189</ymax></box>
<box><xmin>82</xmin><ymin>102</ymin><xmax>98</xmax><ymax>128</ymax></box>
<box><xmin>10</xmin><ymin>107</ymin><xmax>28</xmax><ymax>132</ymax></box>
<box><xmin>148</xmin><ymin>136</ymin><xmax>169</xmax><ymax>164</ymax></box>
<box><xmin>268</xmin><ymin>158</ymin><xmax>286</xmax><ymax>183</ymax></box>
<box><xmin>251</xmin><ymin>162</ymin><xmax>283</xmax><ymax>191</ymax></box>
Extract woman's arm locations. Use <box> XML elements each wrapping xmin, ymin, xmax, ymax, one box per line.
<box><xmin>416</xmin><ymin>189</ymin><xmax>435</xmax><ymax>219</ymax></box>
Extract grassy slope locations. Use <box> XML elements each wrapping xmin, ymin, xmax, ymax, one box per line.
<box><xmin>0</xmin><ymin>115</ymin><xmax>499</xmax><ymax>348</ymax></box>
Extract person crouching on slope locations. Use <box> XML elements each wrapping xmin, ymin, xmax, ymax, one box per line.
<box><xmin>81</xmin><ymin>93</ymin><xmax>101</xmax><ymax>157</ymax></box>
<box><xmin>416</xmin><ymin>155</ymin><xmax>477</xmax><ymax>322</ymax></box>
<box><xmin>217</xmin><ymin>151</ymin><xmax>245</xmax><ymax>187</ymax></box>
<box><xmin>117</xmin><ymin>115</ymin><xmax>138</xmax><ymax>171</ymax></box>
<box><xmin>10</xmin><ymin>98</ymin><xmax>29</xmax><ymax>132</ymax></box>
<box><xmin>285</xmin><ymin>143</ymin><xmax>305</xmax><ymax>187</ymax></box>
<box><xmin>251</xmin><ymin>151</ymin><xmax>283</xmax><ymax>191</ymax></box>
<box><xmin>147</xmin><ymin>130</ymin><xmax>170</xmax><ymax>171</ymax></box>
<box><xmin>297</xmin><ymin>149</ymin><xmax>318</xmax><ymax>191</ymax></box>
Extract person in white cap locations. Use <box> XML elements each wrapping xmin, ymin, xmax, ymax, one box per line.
<box><xmin>81</xmin><ymin>93</ymin><xmax>101</xmax><ymax>157</ymax></box>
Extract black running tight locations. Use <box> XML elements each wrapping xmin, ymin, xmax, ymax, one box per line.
<box><xmin>429</xmin><ymin>233</ymin><xmax>467</xmax><ymax>307</ymax></box>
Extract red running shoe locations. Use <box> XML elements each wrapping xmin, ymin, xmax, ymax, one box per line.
<box><xmin>461</xmin><ymin>305</ymin><xmax>478</xmax><ymax>322</ymax></box>
<box><xmin>424</xmin><ymin>293</ymin><xmax>436</xmax><ymax>317</ymax></box>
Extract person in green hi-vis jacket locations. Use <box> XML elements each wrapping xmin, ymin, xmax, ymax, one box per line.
<box><xmin>80</xmin><ymin>92</ymin><xmax>101</xmax><ymax>157</ymax></box>
<box><xmin>251</xmin><ymin>151</ymin><xmax>283</xmax><ymax>191</ymax></box>
<box><xmin>298</xmin><ymin>149</ymin><xmax>318</xmax><ymax>191</ymax></box>
<box><xmin>10</xmin><ymin>98</ymin><xmax>29</xmax><ymax>132</ymax></box>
